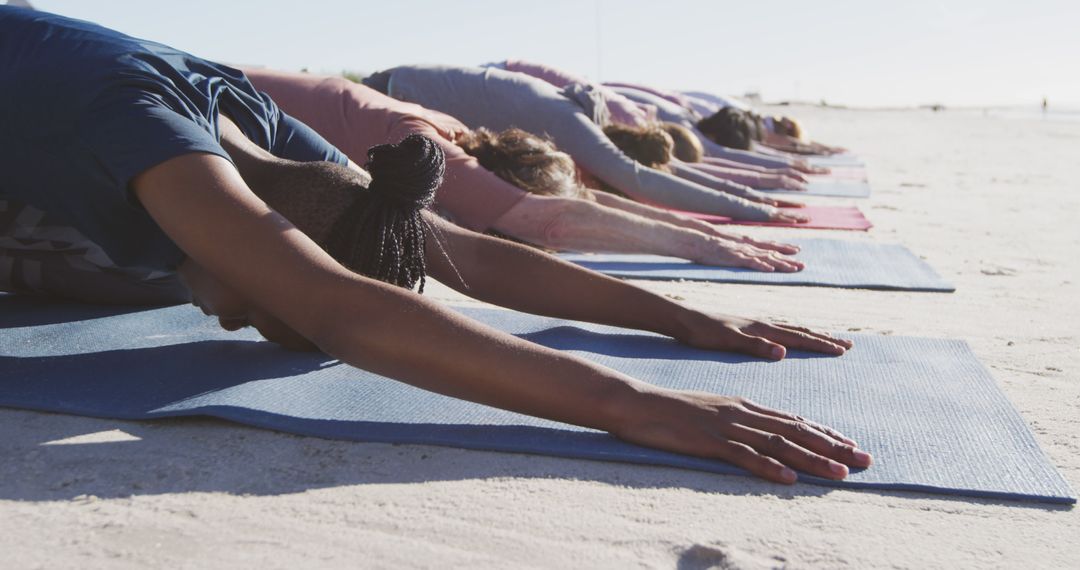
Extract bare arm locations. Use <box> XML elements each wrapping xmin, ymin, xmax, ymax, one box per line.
<box><xmin>667</xmin><ymin>161</ymin><xmax>772</xmax><ymax>201</ymax></box>
<box><xmin>682</xmin><ymin>161</ymin><xmax>807</xmax><ymax>192</ymax></box>
<box><xmin>551</xmin><ymin>113</ymin><xmax>782</xmax><ymax>221</ymax></box>
<box><xmin>132</xmin><ymin>152</ymin><xmax>868</xmax><ymax>483</ymax></box>
<box><xmin>585</xmin><ymin>190</ymin><xmax>801</xmax><ymax>255</ymax></box>
<box><xmin>667</xmin><ymin>161</ymin><xmax>807</xmax><ymax>213</ymax></box>
<box><xmin>490</xmin><ymin>193</ymin><xmax>801</xmax><ymax>271</ymax></box>
<box><xmin>425</xmin><ymin>212</ymin><xmax>850</xmax><ymax>358</ymax></box>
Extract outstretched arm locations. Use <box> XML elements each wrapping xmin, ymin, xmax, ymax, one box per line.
<box><xmin>552</xmin><ymin>113</ymin><xmax>789</xmax><ymax>221</ymax></box>
<box><xmin>133</xmin><ymin>151</ymin><xmax>869</xmax><ymax>483</ymax></box>
<box><xmin>700</xmin><ymin>156</ymin><xmax>810</xmax><ymax>182</ymax></box>
<box><xmin>424</xmin><ymin>211</ymin><xmax>849</xmax><ymax>358</ymax></box>
<box><xmin>667</xmin><ymin>161</ymin><xmax>807</xmax><ymax>212</ymax></box>
<box><xmin>490</xmin><ymin>193</ymin><xmax>802</xmax><ymax>271</ymax></box>
<box><xmin>681</xmin><ymin>161</ymin><xmax>807</xmax><ymax>192</ymax></box>
<box><xmin>585</xmin><ymin>190</ymin><xmax>800</xmax><ymax>255</ymax></box>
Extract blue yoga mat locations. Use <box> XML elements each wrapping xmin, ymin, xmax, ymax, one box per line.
<box><xmin>0</xmin><ymin>296</ymin><xmax>1072</xmax><ymax>504</ymax></box>
<box><xmin>560</xmin><ymin>238</ymin><xmax>955</xmax><ymax>292</ymax></box>
<box><xmin>762</xmin><ymin>179</ymin><xmax>871</xmax><ymax>198</ymax></box>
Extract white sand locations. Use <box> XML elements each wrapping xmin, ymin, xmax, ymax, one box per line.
<box><xmin>2</xmin><ymin>107</ymin><xmax>1078</xmax><ymax>569</ymax></box>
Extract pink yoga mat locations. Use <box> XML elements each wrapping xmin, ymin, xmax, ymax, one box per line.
<box><xmin>685</xmin><ymin>205</ymin><xmax>873</xmax><ymax>231</ymax></box>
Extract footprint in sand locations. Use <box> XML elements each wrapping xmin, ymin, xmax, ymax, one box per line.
<box><xmin>676</xmin><ymin>543</ymin><xmax>786</xmax><ymax>570</ymax></box>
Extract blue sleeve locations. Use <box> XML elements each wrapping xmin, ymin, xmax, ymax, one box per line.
<box><xmin>76</xmin><ymin>94</ymin><xmax>231</xmax><ymax>203</ymax></box>
<box><xmin>271</xmin><ymin>112</ymin><xmax>349</xmax><ymax>166</ymax></box>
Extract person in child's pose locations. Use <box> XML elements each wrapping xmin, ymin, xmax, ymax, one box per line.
<box><xmin>0</xmin><ymin>8</ymin><xmax>871</xmax><ymax>483</ymax></box>
<box><xmin>363</xmin><ymin>64</ymin><xmax>813</xmax><ymax>224</ymax></box>
<box><xmin>245</xmin><ymin>68</ymin><xmax>803</xmax><ymax>272</ymax></box>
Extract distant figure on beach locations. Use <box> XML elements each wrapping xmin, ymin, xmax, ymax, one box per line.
<box><xmin>1042</xmin><ymin>97</ymin><xmax>1048</xmax><ymax>113</ymax></box>
<box><xmin>0</xmin><ymin>7</ymin><xmax>871</xmax><ymax>485</ymax></box>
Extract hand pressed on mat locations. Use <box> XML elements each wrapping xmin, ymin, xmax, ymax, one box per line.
<box><xmin>768</xmin><ymin>209</ymin><xmax>811</xmax><ymax>224</ymax></box>
<box><xmin>610</xmin><ymin>390</ymin><xmax>872</xmax><ymax>483</ymax></box>
<box><xmin>741</xmin><ymin>193</ymin><xmax>806</xmax><ymax>209</ymax></box>
<box><xmin>673</xmin><ymin>310</ymin><xmax>852</xmax><ymax>360</ymax></box>
<box><xmin>691</xmin><ymin>239</ymin><xmax>805</xmax><ymax>273</ymax></box>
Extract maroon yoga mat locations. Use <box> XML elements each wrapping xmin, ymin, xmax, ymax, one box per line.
<box><xmin>685</xmin><ymin>205</ymin><xmax>873</xmax><ymax>231</ymax></box>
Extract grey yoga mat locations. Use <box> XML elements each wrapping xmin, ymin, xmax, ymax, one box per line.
<box><xmin>808</xmin><ymin>153</ymin><xmax>865</xmax><ymax>168</ymax></box>
<box><xmin>0</xmin><ymin>296</ymin><xmax>1073</xmax><ymax>504</ymax></box>
<box><xmin>762</xmin><ymin>179</ymin><xmax>871</xmax><ymax>198</ymax></box>
<box><xmin>559</xmin><ymin>239</ymin><xmax>955</xmax><ymax>292</ymax></box>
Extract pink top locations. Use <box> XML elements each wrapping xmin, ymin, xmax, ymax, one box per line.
<box><xmin>243</xmin><ymin>68</ymin><xmax>525</xmax><ymax>232</ymax></box>
<box><xmin>499</xmin><ymin>59</ymin><xmax>655</xmax><ymax>128</ymax></box>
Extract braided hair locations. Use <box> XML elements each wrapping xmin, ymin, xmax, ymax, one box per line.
<box><xmin>324</xmin><ymin>134</ymin><xmax>444</xmax><ymax>293</ymax></box>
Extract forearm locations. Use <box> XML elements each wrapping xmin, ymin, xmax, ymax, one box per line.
<box><xmin>668</xmin><ymin>161</ymin><xmax>769</xmax><ymax>199</ymax></box>
<box><xmin>554</xmin><ymin>114</ymin><xmax>771</xmax><ymax>220</ymax></box>
<box><xmin>701</xmin><ymin>156</ymin><xmax>771</xmax><ymax>173</ymax></box>
<box><xmin>682</xmin><ymin>162</ymin><xmax>769</xmax><ymax>188</ymax></box>
<box><xmin>434</xmin><ymin>211</ymin><xmax>695</xmax><ymax>336</ymax></box>
<box><xmin>627</xmin><ymin>167</ymin><xmax>774</xmax><ymax>219</ymax></box>
<box><xmin>588</xmin><ymin>189</ymin><xmax>739</xmax><ymax>235</ymax></box>
<box><xmin>701</xmin><ymin>137</ymin><xmax>795</xmax><ymax>170</ymax></box>
<box><xmin>491</xmin><ymin>195</ymin><xmax>729</xmax><ymax>262</ymax></box>
<box><xmin>322</xmin><ymin>274</ymin><xmax>869</xmax><ymax>486</ymax></box>
<box><xmin>316</xmin><ymin>275</ymin><xmax>655</xmax><ymax>431</ymax></box>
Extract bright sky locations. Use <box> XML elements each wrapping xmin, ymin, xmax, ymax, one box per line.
<box><xmin>23</xmin><ymin>0</ymin><xmax>1080</xmax><ymax>108</ymax></box>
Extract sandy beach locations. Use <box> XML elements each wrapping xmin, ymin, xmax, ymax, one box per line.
<box><xmin>1</xmin><ymin>106</ymin><xmax>1077</xmax><ymax>569</ymax></box>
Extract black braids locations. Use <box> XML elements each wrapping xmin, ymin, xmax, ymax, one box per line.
<box><xmin>406</xmin><ymin>212</ymin><xmax>428</xmax><ymax>294</ymax></box>
<box><xmin>323</xmin><ymin>135</ymin><xmax>443</xmax><ymax>292</ymax></box>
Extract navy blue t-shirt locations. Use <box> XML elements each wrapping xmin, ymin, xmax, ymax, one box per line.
<box><xmin>0</xmin><ymin>7</ymin><xmax>348</xmax><ymax>274</ymax></box>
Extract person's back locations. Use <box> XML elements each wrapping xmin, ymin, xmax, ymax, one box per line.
<box><xmin>0</xmin><ymin>8</ymin><xmax>345</xmax><ymax>302</ymax></box>
<box><xmin>245</xmin><ymin>68</ymin><xmax>527</xmax><ymax>232</ymax></box>
<box><xmin>493</xmin><ymin>59</ymin><xmax>654</xmax><ymax>128</ymax></box>
<box><xmin>609</xmin><ymin>85</ymin><xmax>697</xmax><ymax>126</ymax></box>
<box><xmin>369</xmin><ymin>64</ymin><xmax>778</xmax><ymax>221</ymax></box>
<box><xmin>245</xmin><ymin>69</ymin><xmax>468</xmax><ymax>166</ymax></box>
<box><xmin>376</xmin><ymin>65</ymin><xmax>581</xmax><ymax>138</ymax></box>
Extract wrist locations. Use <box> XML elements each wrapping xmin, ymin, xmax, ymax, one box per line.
<box><xmin>669</xmin><ymin>305</ymin><xmax>713</xmax><ymax>343</ymax></box>
<box><xmin>594</xmin><ymin>376</ymin><xmax>672</xmax><ymax>435</ymax></box>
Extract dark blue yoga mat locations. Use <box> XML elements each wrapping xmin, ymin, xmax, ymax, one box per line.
<box><xmin>762</xmin><ymin>179</ymin><xmax>871</xmax><ymax>198</ymax></box>
<box><xmin>560</xmin><ymin>239</ymin><xmax>955</xmax><ymax>292</ymax></box>
<box><xmin>0</xmin><ymin>296</ymin><xmax>1072</xmax><ymax>504</ymax></box>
